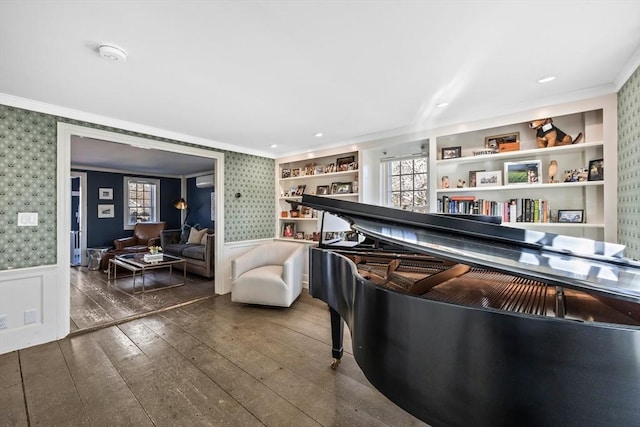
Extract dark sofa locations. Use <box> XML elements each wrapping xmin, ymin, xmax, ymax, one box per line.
<box><xmin>160</xmin><ymin>228</ymin><xmax>215</xmax><ymax>279</ymax></box>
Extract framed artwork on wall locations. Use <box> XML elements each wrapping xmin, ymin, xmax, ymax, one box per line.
<box><xmin>99</xmin><ymin>188</ymin><xmax>113</xmax><ymax>200</ymax></box>
<box><xmin>97</xmin><ymin>204</ymin><xmax>114</xmax><ymax>218</ymax></box>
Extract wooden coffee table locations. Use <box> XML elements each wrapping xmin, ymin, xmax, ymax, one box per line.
<box><xmin>108</xmin><ymin>253</ymin><xmax>186</xmax><ymax>294</ymax></box>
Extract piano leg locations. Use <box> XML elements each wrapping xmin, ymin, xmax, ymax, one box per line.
<box><xmin>329</xmin><ymin>306</ymin><xmax>344</xmax><ymax>369</ymax></box>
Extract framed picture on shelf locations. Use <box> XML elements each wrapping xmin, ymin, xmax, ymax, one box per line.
<box><xmin>504</xmin><ymin>160</ymin><xmax>542</xmax><ymax>185</ymax></box>
<box><xmin>335</xmin><ymin>182</ymin><xmax>352</xmax><ymax>194</ymax></box>
<box><xmin>304</xmin><ymin>163</ymin><xmax>315</xmax><ymax>176</ymax></box>
<box><xmin>99</xmin><ymin>188</ymin><xmax>113</xmax><ymax>200</ymax></box>
<box><xmin>314</xmin><ymin>165</ymin><xmax>325</xmax><ymax>175</ymax></box>
<box><xmin>316</xmin><ymin>185</ymin><xmax>330</xmax><ymax>195</ymax></box>
<box><xmin>292</xmin><ymin>168</ymin><xmax>300</xmax><ymax>177</ymax></box>
<box><xmin>294</xmin><ymin>231</ymin><xmax>305</xmax><ymax>240</ymax></box>
<box><xmin>475</xmin><ymin>170</ymin><xmax>502</xmax><ymax>187</ymax></box>
<box><xmin>563</xmin><ymin>168</ymin><xmax>588</xmax><ymax>182</ymax></box>
<box><xmin>282</xmin><ymin>222</ymin><xmax>295</xmax><ymax>238</ymax></box>
<box><xmin>295</xmin><ymin>184</ymin><xmax>306</xmax><ymax>196</ymax></box>
<box><xmin>468</xmin><ymin>170</ymin><xmax>485</xmax><ymax>188</ymax></box>
<box><xmin>588</xmin><ymin>159</ymin><xmax>604</xmax><ymax>181</ymax></box>
<box><xmin>558</xmin><ymin>209</ymin><xmax>584</xmax><ymax>223</ymax></box>
<box><xmin>281</xmin><ymin>168</ymin><xmax>291</xmax><ymax>179</ymax></box>
<box><xmin>441</xmin><ymin>146</ymin><xmax>461</xmax><ymax>159</ymax></box>
<box><xmin>337</xmin><ymin>156</ymin><xmax>355</xmax><ymax>171</ymax></box>
<box><xmin>325</xmin><ymin>163</ymin><xmax>335</xmax><ymax>173</ymax></box>
<box><xmin>485</xmin><ymin>132</ymin><xmax>520</xmax><ymax>152</ymax></box>
<box><xmin>330</xmin><ymin>182</ymin><xmax>340</xmax><ymax>194</ymax></box>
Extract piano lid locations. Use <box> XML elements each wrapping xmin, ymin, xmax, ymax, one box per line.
<box><xmin>301</xmin><ymin>195</ymin><xmax>640</xmax><ymax>303</ymax></box>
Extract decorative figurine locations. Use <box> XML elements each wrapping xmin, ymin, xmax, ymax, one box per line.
<box><xmin>528</xmin><ymin>118</ymin><xmax>583</xmax><ymax>148</ymax></box>
<box><xmin>548</xmin><ymin>160</ymin><xmax>558</xmax><ymax>183</ymax></box>
<box><xmin>441</xmin><ymin>176</ymin><xmax>450</xmax><ymax>189</ymax></box>
<box><xmin>457</xmin><ymin>179</ymin><xmax>466</xmax><ymax>188</ymax></box>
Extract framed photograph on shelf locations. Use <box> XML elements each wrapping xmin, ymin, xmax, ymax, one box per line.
<box><xmin>468</xmin><ymin>170</ymin><xmax>485</xmax><ymax>188</ymax></box>
<box><xmin>281</xmin><ymin>168</ymin><xmax>291</xmax><ymax>179</ymax></box>
<box><xmin>335</xmin><ymin>182</ymin><xmax>352</xmax><ymax>194</ymax></box>
<box><xmin>314</xmin><ymin>165</ymin><xmax>325</xmax><ymax>175</ymax></box>
<box><xmin>485</xmin><ymin>132</ymin><xmax>520</xmax><ymax>152</ymax></box>
<box><xmin>97</xmin><ymin>204</ymin><xmax>114</xmax><ymax>218</ymax></box>
<box><xmin>99</xmin><ymin>188</ymin><xmax>113</xmax><ymax>200</ymax></box>
<box><xmin>475</xmin><ymin>170</ymin><xmax>502</xmax><ymax>187</ymax></box>
<box><xmin>294</xmin><ymin>231</ymin><xmax>305</xmax><ymax>240</ymax></box>
<box><xmin>558</xmin><ymin>209</ymin><xmax>584</xmax><ymax>223</ymax></box>
<box><xmin>292</xmin><ymin>168</ymin><xmax>300</xmax><ymax>177</ymax></box>
<box><xmin>441</xmin><ymin>146</ymin><xmax>462</xmax><ymax>160</ymax></box>
<box><xmin>282</xmin><ymin>222</ymin><xmax>295</xmax><ymax>238</ymax></box>
<box><xmin>588</xmin><ymin>159</ymin><xmax>604</xmax><ymax>181</ymax></box>
<box><xmin>325</xmin><ymin>163</ymin><xmax>335</xmax><ymax>173</ymax></box>
<box><xmin>504</xmin><ymin>160</ymin><xmax>542</xmax><ymax>185</ymax></box>
<box><xmin>336</xmin><ymin>156</ymin><xmax>355</xmax><ymax>172</ymax></box>
<box><xmin>316</xmin><ymin>185</ymin><xmax>330</xmax><ymax>195</ymax></box>
<box><xmin>295</xmin><ymin>184</ymin><xmax>306</xmax><ymax>196</ymax></box>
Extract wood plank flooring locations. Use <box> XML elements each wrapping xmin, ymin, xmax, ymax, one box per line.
<box><xmin>1</xmin><ymin>291</ymin><xmax>428</xmax><ymax>426</ymax></box>
<box><xmin>70</xmin><ymin>266</ymin><xmax>216</xmax><ymax>333</ymax></box>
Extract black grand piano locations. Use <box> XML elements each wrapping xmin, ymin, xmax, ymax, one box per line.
<box><xmin>301</xmin><ymin>194</ymin><xmax>640</xmax><ymax>427</ymax></box>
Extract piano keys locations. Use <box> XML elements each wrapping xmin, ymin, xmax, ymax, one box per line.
<box><xmin>302</xmin><ymin>194</ymin><xmax>640</xmax><ymax>427</ymax></box>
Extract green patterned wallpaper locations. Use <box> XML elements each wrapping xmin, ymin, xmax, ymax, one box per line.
<box><xmin>0</xmin><ymin>104</ymin><xmax>275</xmax><ymax>270</ymax></box>
<box><xmin>0</xmin><ymin>108</ymin><xmax>57</xmax><ymax>269</ymax></box>
<box><xmin>617</xmin><ymin>65</ymin><xmax>640</xmax><ymax>260</ymax></box>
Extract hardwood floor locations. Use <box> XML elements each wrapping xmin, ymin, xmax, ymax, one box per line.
<box><xmin>1</xmin><ymin>291</ymin><xmax>427</xmax><ymax>426</ymax></box>
<box><xmin>70</xmin><ymin>266</ymin><xmax>216</xmax><ymax>333</ymax></box>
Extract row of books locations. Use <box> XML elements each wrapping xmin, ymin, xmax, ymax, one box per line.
<box><xmin>438</xmin><ymin>195</ymin><xmax>551</xmax><ymax>223</ymax></box>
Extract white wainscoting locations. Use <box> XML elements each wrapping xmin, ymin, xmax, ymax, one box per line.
<box><xmin>0</xmin><ymin>264</ymin><xmax>67</xmax><ymax>355</ymax></box>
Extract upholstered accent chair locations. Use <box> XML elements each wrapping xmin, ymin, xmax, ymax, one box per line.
<box><xmin>231</xmin><ymin>241</ymin><xmax>304</xmax><ymax>307</ymax></box>
<box><xmin>114</xmin><ymin>222</ymin><xmax>167</xmax><ymax>253</ymax></box>
<box><xmin>99</xmin><ymin>222</ymin><xmax>167</xmax><ymax>271</ymax></box>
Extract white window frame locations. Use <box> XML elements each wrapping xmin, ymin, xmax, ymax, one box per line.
<box><xmin>123</xmin><ymin>176</ymin><xmax>160</xmax><ymax>230</ymax></box>
<box><xmin>381</xmin><ymin>155</ymin><xmax>429</xmax><ymax>212</ymax></box>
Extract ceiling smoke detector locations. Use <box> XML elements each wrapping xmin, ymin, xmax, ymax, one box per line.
<box><xmin>98</xmin><ymin>44</ymin><xmax>127</xmax><ymax>61</ymax></box>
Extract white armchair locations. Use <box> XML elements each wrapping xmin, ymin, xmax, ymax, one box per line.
<box><xmin>231</xmin><ymin>241</ymin><xmax>305</xmax><ymax>307</ymax></box>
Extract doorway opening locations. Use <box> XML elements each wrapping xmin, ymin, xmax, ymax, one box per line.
<box><xmin>58</xmin><ymin>123</ymin><xmax>225</xmax><ymax>335</ymax></box>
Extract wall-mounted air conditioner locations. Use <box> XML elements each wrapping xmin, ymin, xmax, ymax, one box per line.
<box><xmin>195</xmin><ymin>174</ymin><xmax>215</xmax><ymax>188</ymax></box>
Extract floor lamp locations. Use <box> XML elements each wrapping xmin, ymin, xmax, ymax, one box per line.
<box><xmin>173</xmin><ymin>198</ymin><xmax>190</xmax><ymax>226</ymax></box>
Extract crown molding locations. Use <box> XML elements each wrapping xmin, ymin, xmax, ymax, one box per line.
<box><xmin>614</xmin><ymin>44</ymin><xmax>640</xmax><ymax>91</ymax></box>
<box><xmin>0</xmin><ymin>93</ymin><xmax>276</xmax><ymax>159</ymax></box>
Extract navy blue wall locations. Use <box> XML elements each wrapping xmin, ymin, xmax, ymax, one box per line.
<box><xmin>186</xmin><ymin>177</ymin><xmax>214</xmax><ymax>230</ymax></box>
<box><xmin>73</xmin><ymin>170</ymin><xmax>182</xmax><ymax>247</ymax></box>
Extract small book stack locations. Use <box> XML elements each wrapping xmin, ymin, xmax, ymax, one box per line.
<box><xmin>144</xmin><ymin>253</ymin><xmax>163</xmax><ymax>263</ymax></box>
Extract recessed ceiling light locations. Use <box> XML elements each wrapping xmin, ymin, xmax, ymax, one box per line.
<box><xmin>537</xmin><ymin>76</ymin><xmax>555</xmax><ymax>84</ymax></box>
<box><xmin>270</xmin><ymin>144</ymin><xmax>278</xmax><ymax>148</ymax></box>
<box><xmin>315</xmin><ymin>132</ymin><xmax>324</xmax><ymax>138</ymax></box>
<box><xmin>437</xmin><ymin>102</ymin><xmax>449</xmax><ymax>108</ymax></box>
<box><xmin>98</xmin><ymin>43</ymin><xmax>127</xmax><ymax>61</ymax></box>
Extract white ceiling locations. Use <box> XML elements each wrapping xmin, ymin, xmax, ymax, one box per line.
<box><xmin>71</xmin><ymin>136</ymin><xmax>215</xmax><ymax>176</ymax></box>
<box><xmin>1</xmin><ymin>1</ymin><xmax>640</xmax><ymax>166</ymax></box>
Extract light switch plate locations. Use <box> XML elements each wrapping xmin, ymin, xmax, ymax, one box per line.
<box><xmin>17</xmin><ymin>212</ymin><xmax>38</xmax><ymax>226</ymax></box>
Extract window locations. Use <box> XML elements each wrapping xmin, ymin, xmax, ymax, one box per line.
<box><xmin>123</xmin><ymin>177</ymin><xmax>160</xmax><ymax>229</ymax></box>
<box><xmin>383</xmin><ymin>157</ymin><xmax>429</xmax><ymax>212</ymax></box>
